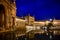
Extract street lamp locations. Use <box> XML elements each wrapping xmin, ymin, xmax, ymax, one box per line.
<box><xmin>47</xmin><ymin>19</ymin><xmax>53</xmax><ymax>40</ymax></box>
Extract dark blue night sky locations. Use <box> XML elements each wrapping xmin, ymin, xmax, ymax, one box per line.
<box><xmin>16</xmin><ymin>0</ymin><xmax>60</xmax><ymax>20</ymax></box>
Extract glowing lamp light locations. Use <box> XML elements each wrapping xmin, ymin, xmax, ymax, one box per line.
<box><xmin>53</xmin><ymin>22</ymin><xmax>58</xmax><ymax>24</ymax></box>
<box><xmin>49</xmin><ymin>19</ymin><xmax>52</xmax><ymax>21</ymax></box>
<box><xmin>46</xmin><ymin>21</ymin><xmax>50</xmax><ymax>25</ymax></box>
<box><xmin>37</xmin><ymin>26</ymin><xmax>40</xmax><ymax>29</ymax></box>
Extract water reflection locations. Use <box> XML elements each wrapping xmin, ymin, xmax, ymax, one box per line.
<box><xmin>16</xmin><ymin>33</ymin><xmax>60</xmax><ymax>40</ymax></box>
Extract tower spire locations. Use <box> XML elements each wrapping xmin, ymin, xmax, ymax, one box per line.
<box><xmin>28</xmin><ymin>13</ymin><xmax>30</xmax><ymax>16</ymax></box>
<box><xmin>14</xmin><ymin>0</ymin><xmax>16</xmax><ymax>3</ymax></box>
<box><xmin>21</xmin><ymin>15</ymin><xmax>24</xmax><ymax>19</ymax></box>
<box><xmin>14</xmin><ymin>0</ymin><xmax>16</xmax><ymax>2</ymax></box>
<box><xmin>54</xmin><ymin>17</ymin><xmax>56</xmax><ymax>20</ymax></box>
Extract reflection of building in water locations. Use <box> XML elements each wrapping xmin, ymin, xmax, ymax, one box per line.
<box><xmin>0</xmin><ymin>0</ymin><xmax>16</xmax><ymax>40</ymax></box>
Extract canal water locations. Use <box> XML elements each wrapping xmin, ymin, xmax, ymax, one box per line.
<box><xmin>16</xmin><ymin>33</ymin><xmax>60</xmax><ymax>40</ymax></box>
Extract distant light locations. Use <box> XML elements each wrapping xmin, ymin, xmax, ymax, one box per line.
<box><xmin>46</xmin><ymin>21</ymin><xmax>50</xmax><ymax>25</ymax></box>
<box><xmin>50</xmin><ymin>35</ymin><xmax>52</xmax><ymax>39</ymax></box>
<box><xmin>37</xmin><ymin>26</ymin><xmax>40</xmax><ymax>29</ymax></box>
<box><xmin>49</xmin><ymin>19</ymin><xmax>52</xmax><ymax>21</ymax></box>
<box><xmin>53</xmin><ymin>22</ymin><xmax>58</xmax><ymax>24</ymax></box>
<box><xmin>26</xmin><ymin>26</ymin><xmax>33</xmax><ymax>32</ymax></box>
<box><xmin>43</xmin><ymin>26</ymin><xmax>47</xmax><ymax>31</ymax></box>
<box><xmin>16</xmin><ymin>38</ymin><xmax>18</xmax><ymax>40</ymax></box>
<box><xmin>54</xmin><ymin>31</ymin><xmax>56</xmax><ymax>34</ymax></box>
<box><xmin>46</xmin><ymin>33</ymin><xmax>48</xmax><ymax>35</ymax></box>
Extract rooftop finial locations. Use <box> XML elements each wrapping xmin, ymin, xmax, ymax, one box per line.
<box><xmin>28</xmin><ymin>13</ymin><xmax>30</xmax><ymax>16</ymax></box>
<box><xmin>21</xmin><ymin>16</ymin><xmax>23</xmax><ymax>19</ymax></box>
<box><xmin>14</xmin><ymin>0</ymin><xmax>16</xmax><ymax>4</ymax></box>
<box><xmin>54</xmin><ymin>17</ymin><xmax>56</xmax><ymax>20</ymax></box>
<box><xmin>14</xmin><ymin>0</ymin><xmax>16</xmax><ymax>2</ymax></box>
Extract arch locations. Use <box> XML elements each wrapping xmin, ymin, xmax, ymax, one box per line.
<box><xmin>0</xmin><ymin>4</ymin><xmax>5</xmax><ymax>13</ymax></box>
<box><xmin>0</xmin><ymin>4</ymin><xmax>5</xmax><ymax>28</ymax></box>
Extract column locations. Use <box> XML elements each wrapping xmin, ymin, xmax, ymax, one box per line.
<box><xmin>2</xmin><ymin>13</ymin><xmax>5</xmax><ymax>31</ymax></box>
<box><xmin>5</xmin><ymin>8</ymin><xmax>9</xmax><ymax>30</ymax></box>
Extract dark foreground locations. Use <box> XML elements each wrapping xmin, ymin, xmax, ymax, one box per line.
<box><xmin>16</xmin><ymin>33</ymin><xmax>60</xmax><ymax>40</ymax></box>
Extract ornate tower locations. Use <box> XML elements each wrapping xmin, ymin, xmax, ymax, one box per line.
<box><xmin>25</xmin><ymin>13</ymin><xmax>35</xmax><ymax>25</ymax></box>
<box><xmin>0</xmin><ymin>0</ymin><xmax>16</xmax><ymax>40</ymax></box>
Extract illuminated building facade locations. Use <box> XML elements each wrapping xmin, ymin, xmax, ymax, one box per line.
<box><xmin>25</xmin><ymin>14</ymin><xmax>35</xmax><ymax>25</ymax></box>
<box><xmin>16</xmin><ymin>14</ymin><xmax>60</xmax><ymax>35</ymax></box>
<box><xmin>0</xmin><ymin>0</ymin><xmax>16</xmax><ymax>40</ymax></box>
<box><xmin>15</xmin><ymin>17</ymin><xmax>26</xmax><ymax>37</ymax></box>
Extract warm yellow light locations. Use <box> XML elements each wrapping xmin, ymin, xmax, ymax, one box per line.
<box><xmin>16</xmin><ymin>18</ymin><xmax>26</xmax><ymax>22</ymax></box>
<box><xmin>46</xmin><ymin>21</ymin><xmax>50</xmax><ymax>23</ymax></box>
<box><xmin>53</xmin><ymin>22</ymin><xmax>58</xmax><ymax>24</ymax></box>
<box><xmin>46</xmin><ymin>21</ymin><xmax>50</xmax><ymax>25</ymax></box>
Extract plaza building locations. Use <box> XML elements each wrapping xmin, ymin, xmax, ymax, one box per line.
<box><xmin>16</xmin><ymin>14</ymin><xmax>60</xmax><ymax>36</ymax></box>
<box><xmin>53</xmin><ymin>19</ymin><xmax>60</xmax><ymax>26</ymax></box>
<box><xmin>0</xmin><ymin>0</ymin><xmax>16</xmax><ymax>40</ymax></box>
<box><xmin>15</xmin><ymin>17</ymin><xmax>26</xmax><ymax>37</ymax></box>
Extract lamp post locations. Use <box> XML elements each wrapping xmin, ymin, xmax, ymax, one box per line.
<box><xmin>47</xmin><ymin>19</ymin><xmax>53</xmax><ymax>40</ymax></box>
